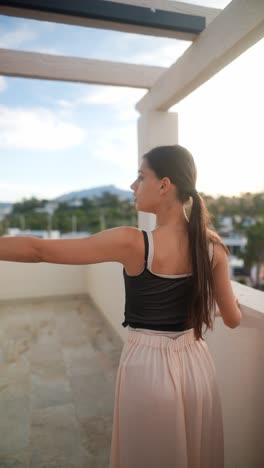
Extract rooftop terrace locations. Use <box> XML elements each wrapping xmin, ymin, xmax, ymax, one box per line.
<box><xmin>0</xmin><ymin>293</ymin><xmax>123</xmax><ymax>467</ymax></box>
<box><xmin>0</xmin><ymin>260</ymin><xmax>263</xmax><ymax>467</ymax></box>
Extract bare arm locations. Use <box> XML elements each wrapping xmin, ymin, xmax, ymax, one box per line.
<box><xmin>214</xmin><ymin>297</ymin><xmax>240</xmax><ymax>316</ymax></box>
<box><xmin>212</xmin><ymin>243</ymin><xmax>242</xmax><ymax>328</ymax></box>
<box><xmin>0</xmin><ymin>227</ymin><xmax>136</xmax><ymax>265</ymax></box>
<box><xmin>0</xmin><ymin>236</ymin><xmax>40</xmax><ymax>263</ymax></box>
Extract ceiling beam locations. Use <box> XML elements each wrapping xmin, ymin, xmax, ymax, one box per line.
<box><xmin>0</xmin><ymin>48</ymin><xmax>166</xmax><ymax>88</ymax></box>
<box><xmin>111</xmin><ymin>1</ymin><xmax>221</xmax><ymax>26</ymax></box>
<box><xmin>0</xmin><ymin>0</ymin><xmax>206</xmax><ymax>40</ymax></box>
<box><xmin>136</xmin><ymin>0</ymin><xmax>264</xmax><ymax>112</ymax></box>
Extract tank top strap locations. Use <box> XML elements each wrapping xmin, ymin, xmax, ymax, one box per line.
<box><xmin>146</xmin><ymin>231</ymin><xmax>154</xmax><ymax>270</ymax></box>
<box><xmin>142</xmin><ymin>230</ymin><xmax>214</xmax><ymax>269</ymax></box>
<box><xmin>141</xmin><ymin>230</ymin><xmax>149</xmax><ymax>267</ymax></box>
<box><xmin>209</xmin><ymin>240</ymin><xmax>214</xmax><ymax>262</ymax></box>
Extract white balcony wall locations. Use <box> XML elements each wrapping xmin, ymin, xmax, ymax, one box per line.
<box><xmin>84</xmin><ymin>262</ymin><xmax>127</xmax><ymax>342</ymax></box>
<box><xmin>0</xmin><ymin>262</ymin><xmax>86</xmax><ymax>301</ymax></box>
<box><xmin>0</xmin><ymin>261</ymin><xmax>128</xmax><ymax>342</ymax></box>
<box><xmin>205</xmin><ymin>280</ymin><xmax>264</xmax><ymax>468</ymax></box>
<box><xmin>0</xmin><ymin>260</ymin><xmax>263</xmax><ymax>466</ymax></box>
<box><xmin>205</xmin><ymin>319</ymin><xmax>264</xmax><ymax>468</ymax></box>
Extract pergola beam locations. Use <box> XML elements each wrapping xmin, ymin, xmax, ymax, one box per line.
<box><xmin>0</xmin><ymin>48</ymin><xmax>166</xmax><ymax>88</ymax></box>
<box><xmin>136</xmin><ymin>0</ymin><xmax>264</xmax><ymax>112</ymax></box>
<box><xmin>0</xmin><ymin>0</ymin><xmax>206</xmax><ymax>40</ymax></box>
<box><xmin>111</xmin><ymin>1</ymin><xmax>221</xmax><ymax>26</ymax></box>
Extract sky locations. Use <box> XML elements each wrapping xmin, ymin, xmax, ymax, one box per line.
<box><xmin>0</xmin><ymin>0</ymin><xmax>263</xmax><ymax>202</ymax></box>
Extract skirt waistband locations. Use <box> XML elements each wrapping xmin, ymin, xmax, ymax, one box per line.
<box><xmin>127</xmin><ymin>327</ymin><xmax>200</xmax><ymax>351</ymax></box>
<box><xmin>128</xmin><ymin>326</ymin><xmax>192</xmax><ymax>337</ymax></box>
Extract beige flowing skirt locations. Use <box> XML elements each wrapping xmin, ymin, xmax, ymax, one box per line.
<box><xmin>109</xmin><ymin>326</ymin><xmax>224</xmax><ymax>468</ymax></box>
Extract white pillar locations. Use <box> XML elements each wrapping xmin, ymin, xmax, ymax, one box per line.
<box><xmin>137</xmin><ymin>111</ymin><xmax>178</xmax><ymax>231</ymax></box>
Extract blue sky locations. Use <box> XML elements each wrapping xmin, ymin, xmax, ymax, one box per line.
<box><xmin>0</xmin><ymin>0</ymin><xmax>263</xmax><ymax>202</ymax></box>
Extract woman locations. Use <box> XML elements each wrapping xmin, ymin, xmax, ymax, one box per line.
<box><xmin>0</xmin><ymin>144</ymin><xmax>241</xmax><ymax>468</ymax></box>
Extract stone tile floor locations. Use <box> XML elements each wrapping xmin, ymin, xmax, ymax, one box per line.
<box><xmin>0</xmin><ymin>294</ymin><xmax>124</xmax><ymax>468</ymax></box>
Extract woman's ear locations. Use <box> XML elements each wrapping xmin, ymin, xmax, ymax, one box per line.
<box><xmin>160</xmin><ymin>177</ymin><xmax>171</xmax><ymax>192</ymax></box>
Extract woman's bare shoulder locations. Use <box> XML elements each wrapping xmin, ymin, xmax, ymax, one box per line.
<box><xmin>207</xmin><ymin>228</ymin><xmax>230</xmax><ymax>266</ymax></box>
<box><xmin>207</xmin><ymin>228</ymin><xmax>227</xmax><ymax>245</ymax></box>
<box><xmin>207</xmin><ymin>228</ymin><xmax>222</xmax><ymax>242</ymax></box>
<box><xmin>123</xmin><ymin>227</ymin><xmax>144</xmax><ymax>246</ymax></box>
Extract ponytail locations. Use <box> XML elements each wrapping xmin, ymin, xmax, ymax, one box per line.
<box><xmin>186</xmin><ymin>191</ymin><xmax>215</xmax><ymax>340</ymax></box>
<box><xmin>186</xmin><ymin>191</ymin><xmax>230</xmax><ymax>340</ymax></box>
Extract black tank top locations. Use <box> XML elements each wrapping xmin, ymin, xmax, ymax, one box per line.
<box><xmin>122</xmin><ymin>230</ymin><xmax>214</xmax><ymax>331</ymax></box>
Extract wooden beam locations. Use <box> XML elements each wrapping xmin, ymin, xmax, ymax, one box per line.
<box><xmin>111</xmin><ymin>1</ymin><xmax>221</xmax><ymax>26</ymax></box>
<box><xmin>0</xmin><ymin>48</ymin><xmax>166</xmax><ymax>88</ymax></box>
<box><xmin>0</xmin><ymin>0</ymin><xmax>205</xmax><ymax>40</ymax></box>
<box><xmin>136</xmin><ymin>0</ymin><xmax>264</xmax><ymax>112</ymax></box>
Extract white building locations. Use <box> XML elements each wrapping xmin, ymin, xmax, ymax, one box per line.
<box><xmin>218</xmin><ymin>215</ymin><xmax>233</xmax><ymax>233</ymax></box>
<box><xmin>6</xmin><ymin>228</ymin><xmax>60</xmax><ymax>239</ymax></box>
<box><xmin>0</xmin><ymin>204</ymin><xmax>13</xmax><ymax>221</ymax></box>
<box><xmin>221</xmin><ymin>233</ymin><xmax>248</xmax><ymax>279</ymax></box>
<box><xmin>67</xmin><ymin>199</ymin><xmax>83</xmax><ymax>208</ymax></box>
<box><xmin>60</xmin><ymin>231</ymin><xmax>91</xmax><ymax>238</ymax></box>
<box><xmin>34</xmin><ymin>202</ymin><xmax>59</xmax><ymax>215</ymax></box>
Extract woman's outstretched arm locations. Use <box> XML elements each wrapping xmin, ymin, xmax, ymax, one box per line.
<box><xmin>0</xmin><ymin>226</ymin><xmax>136</xmax><ymax>265</ymax></box>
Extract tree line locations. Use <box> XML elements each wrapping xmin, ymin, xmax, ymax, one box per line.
<box><xmin>1</xmin><ymin>191</ymin><xmax>263</xmax><ymax>290</ymax></box>
<box><xmin>0</xmin><ymin>192</ymin><xmax>137</xmax><ymax>235</ymax></box>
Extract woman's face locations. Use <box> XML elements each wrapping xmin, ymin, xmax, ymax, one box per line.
<box><xmin>130</xmin><ymin>159</ymin><xmax>162</xmax><ymax>213</ymax></box>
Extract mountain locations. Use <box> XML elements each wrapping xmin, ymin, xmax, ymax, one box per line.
<box><xmin>0</xmin><ymin>202</ymin><xmax>13</xmax><ymax>208</ymax></box>
<box><xmin>53</xmin><ymin>185</ymin><xmax>134</xmax><ymax>202</ymax></box>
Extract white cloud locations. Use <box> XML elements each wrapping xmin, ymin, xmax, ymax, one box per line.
<box><xmin>127</xmin><ymin>41</ymin><xmax>191</xmax><ymax>67</ymax></box>
<box><xmin>0</xmin><ymin>106</ymin><xmax>86</xmax><ymax>150</ymax></box>
<box><xmin>56</xmin><ymin>86</ymin><xmax>147</xmax><ymax>122</ymax></box>
<box><xmin>0</xmin><ymin>76</ymin><xmax>7</xmax><ymax>92</ymax></box>
<box><xmin>0</xmin><ymin>181</ymin><xmax>71</xmax><ymax>202</ymax></box>
<box><xmin>33</xmin><ymin>47</ymin><xmax>62</xmax><ymax>55</ymax></box>
<box><xmin>81</xmin><ymin>86</ymin><xmax>146</xmax><ymax>116</ymax></box>
<box><xmin>0</xmin><ymin>20</ymin><xmax>62</xmax><ymax>55</ymax></box>
<box><xmin>56</xmin><ymin>99</ymin><xmax>73</xmax><ymax>109</ymax></box>
<box><xmin>0</xmin><ymin>21</ymin><xmax>37</xmax><ymax>48</ymax></box>
<box><xmin>92</xmin><ymin>124</ymin><xmax>138</xmax><ymax>172</ymax></box>
<box><xmin>0</xmin><ymin>181</ymin><xmax>42</xmax><ymax>190</ymax></box>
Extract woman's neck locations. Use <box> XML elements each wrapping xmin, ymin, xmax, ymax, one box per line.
<box><xmin>155</xmin><ymin>203</ymin><xmax>189</xmax><ymax>232</ymax></box>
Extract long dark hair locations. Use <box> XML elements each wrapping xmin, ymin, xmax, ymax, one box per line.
<box><xmin>143</xmin><ymin>144</ymin><xmax>229</xmax><ymax>341</ymax></box>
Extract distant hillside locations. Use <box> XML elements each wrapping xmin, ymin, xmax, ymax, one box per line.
<box><xmin>0</xmin><ymin>202</ymin><xmax>13</xmax><ymax>208</ymax></box>
<box><xmin>53</xmin><ymin>185</ymin><xmax>134</xmax><ymax>202</ymax></box>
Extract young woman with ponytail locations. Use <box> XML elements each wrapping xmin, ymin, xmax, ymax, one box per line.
<box><xmin>0</xmin><ymin>144</ymin><xmax>241</xmax><ymax>468</ymax></box>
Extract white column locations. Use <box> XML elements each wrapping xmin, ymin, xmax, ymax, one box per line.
<box><xmin>137</xmin><ymin>111</ymin><xmax>178</xmax><ymax>231</ymax></box>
